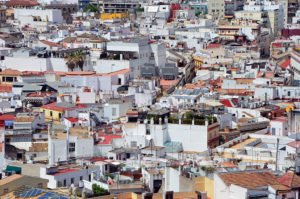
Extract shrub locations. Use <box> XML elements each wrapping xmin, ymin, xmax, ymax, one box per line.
<box><xmin>92</xmin><ymin>184</ymin><xmax>108</xmax><ymax>195</ymax></box>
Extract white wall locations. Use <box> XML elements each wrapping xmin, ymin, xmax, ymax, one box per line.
<box><xmin>40</xmin><ymin>166</ymin><xmax>99</xmax><ymax>189</ymax></box>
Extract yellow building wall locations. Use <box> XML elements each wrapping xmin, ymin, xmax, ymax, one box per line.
<box><xmin>40</xmin><ymin>108</ymin><xmax>64</xmax><ymax>122</ymax></box>
<box><xmin>101</xmin><ymin>12</ymin><xmax>129</xmax><ymax>21</ymax></box>
<box><xmin>195</xmin><ymin>176</ymin><xmax>214</xmax><ymax>199</ymax></box>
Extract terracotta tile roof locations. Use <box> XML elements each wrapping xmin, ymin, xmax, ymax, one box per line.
<box><xmin>0</xmin><ymin>84</ymin><xmax>12</xmax><ymax>92</ymax></box>
<box><xmin>280</xmin><ymin>171</ymin><xmax>300</xmax><ymax>188</ymax></box>
<box><xmin>160</xmin><ymin>78</ymin><xmax>179</xmax><ymax>86</ymax></box>
<box><xmin>0</xmin><ymin>143</ymin><xmax>3</xmax><ymax>152</ymax></box>
<box><xmin>218</xmin><ymin>162</ymin><xmax>238</xmax><ymax>167</ymax></box>
<box><xmin>21</xmin><ymin>71</ymin><xmax>44</xmax><ymax>76</ymax></box>
<box><xmin>40</xmin><ymin>40</ymin><xmax>60</xmax><ymax>47</ymax></box>
<box><xmin>206</xmin><ymin>43</ymin><xmax>221</xmax><ymax>49</ymax></box>
<box><xmin>219</xmin><ymin>171</ymin><xmax>279</xmax><ymax>188</ymax></box>
<box><xmin>99</xmin><ymin>68</ymin><xmax>130</xmax><ymax>76</ymax></box>
<box><xmin>5</xmin><ymin>0</ymin><xmax>39</xmax><ymax>6</ymax></box>
<box><xmin>272</xmin><ymin>43</ymin><xmax>282</xmax><ymax>48</ymax></box>
<box><xmin>0</xmin><ymin>69</ymin><xmax>21</xmax><ymax>76</ymax></box>
<box><xmin>0</xmin><ymin>114</ymin><xmax>15</xmax><ymax>121</ymax></box>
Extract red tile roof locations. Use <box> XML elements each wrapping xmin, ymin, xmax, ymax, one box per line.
<box><xmin>219</xmin><ymin>99</ymin><xmax>233</xmax><ymax>107</ymax></box>
<box><xmin>0</xmin><ymin>114</ymin><xmax>15</xmax><ymax>121</ymax></box>
<box><xmin>89</xmin><ymin>157</ymin><xmax>108</xmax><ymax>162</ymax></box>
<box><xmin>219</xmin><ymin>171</ymin><xmax>279</xmax><ymax>188</ymax></box>
<box><xmin>40</xmin><ymin>40</ymin><xmax>60</xmax><ymax>47</ymax></box>
<box><xmin>99</xmin><ymin>68</ymin><xmax>130</xmax><ymax>76</ymax></box>
<box><xmin>280</xmin><ymin>59</ymin><xmax>290</xmax><ymax>69</ymax></box>
<box><xmin>206</xmin><ymin>43</ymin><xmax>221</xmax><ymax>49</ymax></box>
<box><xmin>218</xmin><ymin>162</ymin><xmax>238</xmax><ymax>167</ymax></box>
<box><xmin>98</xmin><ymin>134</ymin><xmax>122</xmax><ymax>145</ymax></box>
<box><xmin>0</xmin><ymin>69</ymin><xmax>21</xmax><ymax>76</ymax></box>
<box><xmin>272</xmin><ymin>119</ymin><xmax>288</xmax><ymax>122</ymax></box>
<box><xmin>65</xmin><ymin>118</ymin><xmax>79</xmax><ymax>123</ymax></box>
<box><xmin>160</xmin><ymin>78</ymin><xmax>179</xmax><ymax>87</ymax></box>
<box><xmin>280</xmin><ymin>171</ymin><xmax>300</xmax><ymax>188</ymax></box>
<box><xmin>5</xmin><ymin>0</ymin><xmax>39</xmax><ymax>6</ymax></box>
<box><xmin>53</xmin><ymin>168</ymin><xmax>80</xmax><ymax>176</ymax></box>
<box><xmin>0</xmin><ymin>143</ymin><xmax>3</xmax><ymax>152</ymax></box>
<box><xmin>21</xmin><ymin>71</ymin><xmax>44</xmax><ymax>76</ymax></box>
<box><xmin>0</xmin><ymin>85</ymin><xmax>12</xmax><ymax>93</ymax></box>
<box><xmin>272</xmin><ymin>43</ymin><xmax>282</xmax><ymax>48</ymax></box>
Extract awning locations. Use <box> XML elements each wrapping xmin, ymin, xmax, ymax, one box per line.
<box><xmin>5</xmin><ymin>165</ymin><xmax>21</xmax><ymax>173</ymax></box>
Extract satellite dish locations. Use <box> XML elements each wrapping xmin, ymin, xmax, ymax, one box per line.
<box><xmin>239</xmin><ymin>165</ymin><xmax>246</xmax><ymax>171</ymax></box>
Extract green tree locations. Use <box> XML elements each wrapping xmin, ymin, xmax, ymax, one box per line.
<box><xmin>92</xmin><ymin>184</ymin><xmax>108</xmax><ymax>195</ymax></box>
<box><xmin>64</xmin><ymin>50</ymin><xmax>86</xmax><ymax>71</ymax></box>
<box><xmin>136</xmin><ymin>7</ymin><xmax>144</xmax><ymax>12</ymax></box>
<box><xmin>65</xmin><ymin>52</ymin><xmax>76</xmax><ymax>71</ymax></box>
<box><xmin>84</xmin><ymin>4</ymin><xmax>99</xmax><ymax>13</ymax></box>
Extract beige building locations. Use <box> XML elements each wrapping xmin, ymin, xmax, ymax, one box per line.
<box><xmin>218</xmin><ymin>19</ymin><xmax>260</xmax><ymax>41</ymax></box>
<box><xmin>207</xmin><ymin>0</ymin><xmax>225</xmax><ymax>19</ymax></box>
<box><xmin>0</xmin><ymin>174</ymin><xmax>48</xmax><ymax>196</ymax></box>
<box><xmin>235</xmin><ymin>9</ymin><xmax>279</xmax><ymax>38</ymax></box>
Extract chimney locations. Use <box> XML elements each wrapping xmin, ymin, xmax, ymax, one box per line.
<box><xmin>163</xmin><ymin>191</ymin><xmax>173</xmax><ymax>199</ymax></box>
<box><xmin>195</xmin><ymin>191</ymin><xmax>207</xmax><ymax>199</ymax></box>
<box><xmin>142</xmin><ymin>193</ymin><xmax>153</xmax><ymax>199</ymax></box>
<box><xmin>225</xmin><ymin>126</ymin><xmax>230</xmax><ymax>132</ymax></box>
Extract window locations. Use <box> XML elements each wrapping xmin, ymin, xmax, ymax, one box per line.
<box><xmin>38</xmin><ymin>183</ymin><xmax>43</xmax><ymax>188</ymax></box>
<box><xmin>80</xmin><ymin>176</ymin><xmax>83</xmax><ymax>181</ymax></box>
<box><xmin>288</xmin><ymin>91</ymin><xmax>291</xmax><ymax>96</ymax></box>
<box><xmin>59</xmin><ymin>113</ymin><xmax>62</xmax><ymax>119</ymax></box>
<box><xmin>93</xmin><ymin>61</ymin><xmax>97</xmax><ymax>66</ymax></box>
<box><xmin>146</xmin><ymin>129</ymin><xmax>150</xmax><ymax>135</ymax></box>
<box><xmin>69</xmin><ymin>143</ymin><xmax>75</xmax><ymax>152</ymax></box>
<box><xmin>131</xmin><ymin>141</ymin><xmax>137</xmax><ymax>147</ymax></box>
<box><xmin>50</xmin><ymin>111</ymin><xmax>53</xmax><ymax>117</ymax></box>
<box><xmin>63</xmin><ymin>179</ymin><xmax>66</xmax><ymax>187</ymax></box>
<box><xmin>112</xmin><ymin>108</ymin><xmax>117</xmax><ymax>116</ymax></box>
<box><xmin>71</xmin><ymin>178</ymin><xmax>74</xmax><ymax>184</ymax></box>
<box><xmin>4</xmin><ymin>189</ymin><xmax>8</xmax><ymax>194</ymax></box>
<box><xmin>272</xmin><ymin>128</ymin><xmax>276</xmax><ymax>135</ymax></box>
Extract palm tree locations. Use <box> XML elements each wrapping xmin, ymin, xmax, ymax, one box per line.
<box><xmin>65</xmin><ymin>50</ymin><xmax>86</xmax><ymax>71</ymax></box>
<box><xmin>65</xmin><ymin>52</ymin><xmax>76</xmax><ymax>71</ymax></box>
<box><xmin>74</xmin><ymin>50</ymin><xmax>86</xmax><ymax>71</ymax></box>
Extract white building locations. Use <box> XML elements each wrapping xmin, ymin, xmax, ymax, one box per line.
<box><xmin>40</xmin><ymin>164</ymin><xmax>100</xmax><ymax>189</ymax></box>
<box><xmin>103</xmin><ymin>99</ymin><xmax>132</xmax><ymax>121</ymax></box>
<box><xmin>123</xmin><ymin>118</ymin><xmax>216</xmax><ymax>153</ymax></box>
<box><xmin>48</xmin><ymin>126</ymin><xmax>94</xmax><ymax>165</ymax></box>
<box><xmin>270</xmin><ymin>119</ymin><xmax>288</xmax><ymax>136</ymax></box>
<box><xmin>14</xmin><ymin>8</ymin><xmax>64</xmax><ymax>31</ymax></box>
